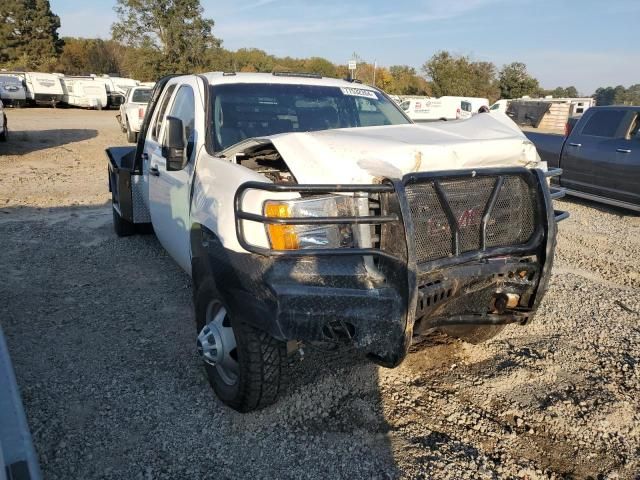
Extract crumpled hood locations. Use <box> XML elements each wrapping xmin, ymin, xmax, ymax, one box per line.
<box><xmin>229</xmin><ymin>113</ymin><xmax>541</xmax><ymax>184</ymax></box>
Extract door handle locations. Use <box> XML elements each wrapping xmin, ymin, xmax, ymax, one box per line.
<box><xmin>616</xmin><ymin>148</ymin><xmax>632</xmax><ymax>153</ymax></box>
<box><xmin>568</xmin><ymin>143</ymin><xmax>582</xmax><ymax>147</ymax></box>
<box><xmin>149</xmin><ymin>166</ymin><xmax>160</xmax><ymax>177</ymax></box>
<box><xmin>141</xmin><ymin>153</ymin><xmax>149</xmax><ymax>161</ymax></box>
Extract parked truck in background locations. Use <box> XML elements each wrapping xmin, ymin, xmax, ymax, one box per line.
<box><xmin>117</xmin><ymin>86</ymin><xmax>153</xmax><ymax>142</ymax></box>
<box><xmin>526</xmin><ymin>106</ymin><xmax>640</xmax><ymax>211</ymax></box>
<box><xmin>107</xmin><ymin>72</ymin><xmax>566</xmax><ymax>412</ymax></box>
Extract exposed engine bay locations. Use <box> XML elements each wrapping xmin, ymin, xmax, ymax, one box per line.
<box><xmin>234</xmin><ymin>144</ymin><xmax>295</xmax><ymax>183</ymax></box>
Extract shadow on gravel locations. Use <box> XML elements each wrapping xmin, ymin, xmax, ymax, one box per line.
<box><xmin>0</xmin><ymin>203</ymin><xmax>400</xmax><ymax>479</ymax></box>
<box><xmin>0</xmin><ymin>128</ymin><xmax>98</xmax><ymax>155</ymax></box>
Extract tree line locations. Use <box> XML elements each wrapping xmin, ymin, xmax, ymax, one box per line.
<box><xmin>1</xmin><ymin>0</ymin><xmax>637</xmax><ymax>105</ymax></box>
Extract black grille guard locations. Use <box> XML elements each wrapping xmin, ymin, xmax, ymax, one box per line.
<box><xmin>234</xmin><ymin>167</ymin><xmax>568</xmax><ymax>261</ymax></box>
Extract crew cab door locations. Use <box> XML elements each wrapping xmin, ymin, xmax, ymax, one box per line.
<box><xmin>592</xmin><ymin>111</ymin><xmax>640</xmax><ymax>205</ymax></box>
<box><xmin>560</xmin><ymin>108</ymin><xmax>629</xmax><ymax>196</ymax></box>
<box><xmin>146</xmin><ymin>79</ymin><xmax>202</xmax><ymax>273</ymax></box>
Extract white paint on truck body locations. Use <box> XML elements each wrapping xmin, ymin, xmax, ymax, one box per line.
<box><xmin>137</xmin><ymin>73</ymin><xmax>543</xmax><ymax>268</ymax></box>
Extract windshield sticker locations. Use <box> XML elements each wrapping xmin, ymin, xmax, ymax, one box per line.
<box><xmin>340</xmin><ymin>87</ymin><xmax>378</xmax><ymax>99</ymax></box>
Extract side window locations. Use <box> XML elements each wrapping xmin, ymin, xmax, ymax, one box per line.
<box><xmin>152</xmin><ymin>84</ymin><xmax>176</xmax><ymax>141</ymax></box>
<box><xmin>580</xmin><ymin>110</ymin><xmax>626</xmax><ymax>138</ymax></box>
<box><xmin>461</xmin><ymin>101</ymin><xmax>472</xmax><ymax>112</ymax></box>
<box><xmin>356</xmin><ymin>97</ymin><xmax>388</xmax><ymax>126</ymax></box>
<box><xmin>166</xmin><ymin>85</ymin><xmax>196</xmax><ymax>158</ymax></box>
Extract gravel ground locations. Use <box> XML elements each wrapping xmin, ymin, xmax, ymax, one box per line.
<box><xmin>1</xmin><ymin>109</ymin><xmax>639</xmax><ymax>479</ymax></box>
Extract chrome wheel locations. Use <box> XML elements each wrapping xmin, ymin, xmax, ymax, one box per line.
<box><xmin>197</xmin><ymin>301</ymin><xmax>239</xmax><ymax>386</ymax></box>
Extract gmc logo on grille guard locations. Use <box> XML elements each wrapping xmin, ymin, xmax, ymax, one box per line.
<box><xmin>418</xmin><ymin>206</ymin><xmax>486</xmax><ymax>233</ymax></box>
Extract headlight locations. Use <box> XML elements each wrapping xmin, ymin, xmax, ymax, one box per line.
<box><xmin>263</xmin><ymin>195</ymin><xmax>367</xmax><ymax>250</ymax></box>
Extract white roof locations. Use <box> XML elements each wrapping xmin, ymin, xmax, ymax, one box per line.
<box><xmin>198</xmin><ymin>72</ymin><xmax>378</xmax><ymax>89</ymax></box>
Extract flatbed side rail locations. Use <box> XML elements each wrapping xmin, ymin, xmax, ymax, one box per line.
<box><xmin>234</xmin><ymin>182</ymin><xmax>401</xmax><ymax>259</ymax></box>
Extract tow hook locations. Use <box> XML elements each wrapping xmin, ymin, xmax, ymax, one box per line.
<box><xmin>491</xmin><ymin>292</ymin><xmax>520</xmax><ymax>314</ymax></box>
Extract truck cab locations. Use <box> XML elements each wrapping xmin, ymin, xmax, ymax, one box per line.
<box><xmin>108</xmin><ymin>73</ymin><xmax>566</xmax><ymax>412</ymax></box>
<box><xmin>529</xmin><ymin>106</ymin><xmax>640</xmax><ymax>211</ymax></box>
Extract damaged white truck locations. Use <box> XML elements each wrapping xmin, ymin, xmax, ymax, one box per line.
<box><xmin>107</xmin><ymin>73</ymin><xmax>567</xmax><ymax>412</ymax></box>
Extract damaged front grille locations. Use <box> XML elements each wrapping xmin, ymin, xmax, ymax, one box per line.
<box><xmin>405</xmin><ymin>174</ymin><xmax>538</xmax><ymax>264</ymax></box>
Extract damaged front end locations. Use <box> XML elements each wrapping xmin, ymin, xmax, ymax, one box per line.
<box><xmin>232</xmin><ymin>167</ymin><xmax>567</xmax><ymax>367</ymax></box>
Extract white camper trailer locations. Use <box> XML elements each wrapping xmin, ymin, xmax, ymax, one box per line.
<box><xmin>20</xmin><ymin>72</ymin><xmax>64</xmax><ymax>106</ymax></box>
<box><xmin>400</xmin><ymin>96</ymin><xmax>473</xmax><ymax>122</ymax></box>
<box><xmin>60</xmin><ymin>77</ymin><xmax>108</xmax><ymax>109</ymax></box>
<box><xmin>92</xmin><ymin>76</ymin><xmax>139</xmax><ymax>108</ymax></box>
<box><xmin>0</xmin><ymin>75</ymin><xmax>27</xmax><ymax>107</ymax></box>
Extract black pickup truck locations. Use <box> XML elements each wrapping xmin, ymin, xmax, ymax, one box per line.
<box><xmin>526</xmin><ymin>106</ymin><xmax>640</xmax><ymax>212</ymax></box>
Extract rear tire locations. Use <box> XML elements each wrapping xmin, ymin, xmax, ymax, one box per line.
<box><xmin>112</xmin><ymin>206</ymin><xmax>136</xmax><ymax>237</ymax></box>
<box><xmin>441</xmin><ymin>325</ymin><xmax>506</xmax><ymax>344</ymax></box>
<box><xmin>195</xmin><ymin>279</ymin><xmax>289</xmax><ymax>412</ymax></box>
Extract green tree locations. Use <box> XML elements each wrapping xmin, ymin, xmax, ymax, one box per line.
<box><xmin>498</xmin><ymin>62</ymin><xmax>539</xmax><ymax>99</ymax></box>
<box><xmin>111</xmin><ymin>0</ymin><xmax>220</xmax><ymax>77</ymax></box>
<box><xmin>388</xmin><ymin>65</ymin><xmax>430</xmax><ymax>95</ymax></box>
<box><xmin>231</xmin><ymin>48</ymin><xmax>275</xmax><ymax>72</ymax></box>
<box><xmin>302</xmin><ymin>57</ymin><xmax>336</xmax><ymax>77</ymax></box>
<box><xmin>422</xmin><ymin>51</ymin><xmax>497</xmax><ymax>99</ymax></box>
<box><xmin>565</xmin><ymin>86</ymin><xmax>579</xmax><ymax>97</ymax></box>
<box><xmin>57</xmin><ymin>37</ymin><xmax>123</xmax><ymax>75</ymax></box>
<box><xmin>0</xmin><ymin>0</ymin><xmax>62</xmax><ymax>70</ymax></box>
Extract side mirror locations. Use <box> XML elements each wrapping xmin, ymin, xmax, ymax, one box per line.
<box><xmin>163</xmin><ymin>116</ymin><xmax>187</xmax><ymax>171</ymax></box>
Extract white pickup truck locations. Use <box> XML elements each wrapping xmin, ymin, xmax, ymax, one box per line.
<box><xmin>107</xmin><ymin>72</ymin><xmax>567</xmax><ymax>412</ymax></box>
<box><xmin>117</xmin><ymin>86</ymin><xmax>153</xmax><ymax>143</ymax></box>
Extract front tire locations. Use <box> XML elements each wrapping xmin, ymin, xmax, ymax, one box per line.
<box><xmin>195</xmin><ymin>279</ymin><xmax>289</xmax><ymax>412</ymax></box>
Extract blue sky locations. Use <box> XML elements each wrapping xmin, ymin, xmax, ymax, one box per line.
<box><xmin>50</xmin><ymin>0</ymin><xmax>637</xmax><ymax>95</ymax></box>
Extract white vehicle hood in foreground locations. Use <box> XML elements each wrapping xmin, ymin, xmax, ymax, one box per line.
<box><xmin>228</xmin><ymin>113</ymin><xmax>541</xmax><ymax>184</ymax></box>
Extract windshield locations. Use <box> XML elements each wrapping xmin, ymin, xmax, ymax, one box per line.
<box><xmin>132</xmin><ymin>88</ymin><xmax>152</xmax><ymax>103</ymax></box>
<box><xmin>210</xmin><ymin>83</ymin><xmax>410</xmax><ymax>151</ymax></box>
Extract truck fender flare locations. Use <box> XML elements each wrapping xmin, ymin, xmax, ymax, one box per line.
<box><xmin>190</xmin><ymin>223</ymin><xmax>219</xmax><ymax>292</ymax></box>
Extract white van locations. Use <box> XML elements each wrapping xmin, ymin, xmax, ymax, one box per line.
<box><xmin>60</xmin><ymin>77</ymin><xmax>108</xmax><ymax>109</ymax></box>
<box><xmin>490</xmin><ymin>99</ymin><xmax>510</xmax><ymax>114</ymax></box>
<box><xmin>400</xmin><ymin>96</ymin><xmax>473</xmax><ymax>121</ymax></box>
<box><xmin>464</xmin><ymin>97</ymin><xmax>490</xmax><ymax>113</ymax></box>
